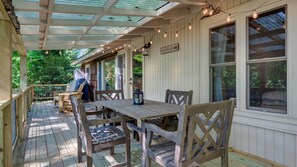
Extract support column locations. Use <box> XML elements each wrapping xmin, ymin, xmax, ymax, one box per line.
<box><xmin>0</xmin><ymin>20</ymin><xmax>13</xmax><ymax>167</ymax></box>
<box><xmin>20</xmin><ymin>55</ymin><xmax>27</xmax><ymax>90</ymax></box>
<box><xmin>124</xmin><ymin>48</ymin><xmax>132</xmax><ymax>98</ymax></box>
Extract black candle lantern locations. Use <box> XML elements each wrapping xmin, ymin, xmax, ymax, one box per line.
<box><xmin>133</xmin><ymin>89</ymin><xmax>144</xmax><ymax>105</ymax></box>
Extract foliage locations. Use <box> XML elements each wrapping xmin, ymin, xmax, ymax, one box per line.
<box><xmin>27</xmin><ymin>50</ymin><xmax>77</xmax><ymax>84</ymax></box>
<box><xmin>133</xmin><ymin>54</ymin><xmax>143</xmax><ymax>90</ymax></box>
<box><xmin>104</xmin><ymin>59</ymin><xmax>115</xmax><ymax>90</ymax></box>
<box><xmin>12</xmin><ymin>52</ymin><xmax>20</xmax><ymax>89</ymax></box>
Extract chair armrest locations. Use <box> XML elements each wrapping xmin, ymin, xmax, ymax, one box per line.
<box><xmin>59</xmin><ymin>92</ymin><xmax>80</xmax><ymax>96</ymax></box>
<box><xmin>144</xmin><ymin>122</ymin><xmax>177</xmax><ymax>143</ymax></box>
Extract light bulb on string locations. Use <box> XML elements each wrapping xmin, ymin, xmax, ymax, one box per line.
<box><xmin>134</xmin><ymin>47</ymin><xmax>137</xmax><ymax>52</ymax></box>
<box><xmin>45</xmin><ymin>50</ymin><xmax>49</xmax><ymax>55</ymax></box>
<box><xmin>102</xmin><ymin>50</ymin><xmax>105</xmax><ymax>53</ymax></box>
<box><xmin>226</xmin><ymin>13</ymin><xmax>231</xmax><ymax>22</ymax></box>
<box><xmin>150</xmin><ymin>39</ymin><xmax>152</xmax><ymax>45</ymax></box>
<box><xmin>209</xmin><ymin>9</ymin><xmax>214</xmax><ymax>16</ymax></box>
<box><xmin>157</xmin><ymin>28</ymin><xmax>161</xmax><ymax>33</ymax></box>
<box><xmin>59</xmin><ymin>51</ymin><xmax>62</xmax><ymax>55</ymax></box>
<box><xmin>128</xmin><ymin>43</ymin><xmax>131</xmax><ymax>48</ymax></box>
<box><xmin>119</xmin><ymin>46</ymin><xmax>122</xmax><ymax>49</ymax></box>
<box><xmin>175</xmin><ymin>31</ymin><xmax>179</xmax><ymax>38</ymax></box>
<box><xmin>164</xmin><ymin>32</ymin><xmax>167</xmax><ymax>38</ymax></box>
<box><xmin>188</xmin><ymin>23</ymin><xmax>192</xmax><ymax>30</ymax></box>
<box><xmin>142</xmin><ymin>48</ymin><xmax>145</xmax><ymax>52</ymax></box>
<box><xmin>203</xmin><ymin>8</ymin><xmax>208</xmax><ymax>15</ymax></box>
<box><xmin>116</xmin><ymin>47</ymin><xmax>118</xmax><ymax>50</ymax></box>
<box><xmin>108</xmin><ymin>46</ymin><xmax>110</xmax><ymax>49</ymax></box>
<box><xmin>112</xmin><ymin>50</ymin><xmax>114</xmax><ymax>53</ymax></box>
<box><xmin>124</xmin><ymin>43</ymin><xmax>127</xmax><ymax>47</ymax></box>
<box><xmin>253</xmin><ymin>10</ymin><xmax>258</xmax><ymax>19</ymax></box>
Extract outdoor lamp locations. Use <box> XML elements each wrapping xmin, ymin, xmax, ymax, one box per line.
<box><xmin>133</xmin><ymin>89</ymin><xmax>144</xmax><ymax>105</ymax></box>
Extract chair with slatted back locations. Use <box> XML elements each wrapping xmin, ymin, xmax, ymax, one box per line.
<box><xmin>144</xmin><ymin>98</ymin><xmax>236</xmax><ymax>167</ymax></box>
<box><xmin>70</xmin><ymin>95</ymin><xmax>131</xmax><ymax>167</ymax></box>
<box><xmin>58</xmin><ymin>81</ymin><xmax>86</xmax><ymax>112</ymax></box>
<box><xmin>148</xmin><ymin>89</ymin><xmax>193</xmax><ymax>131</ymax></box>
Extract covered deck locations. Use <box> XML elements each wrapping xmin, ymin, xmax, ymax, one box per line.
<box><xmin>13</xmin><ymin>101</ymin><xmax>282</xmax><ymax>167</ymax></box>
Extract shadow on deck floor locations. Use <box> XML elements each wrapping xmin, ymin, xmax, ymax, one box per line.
<box><xmin>13</xmin><ymin>101</ymin><xmax>283</xmax><ymax>167</ymax></box>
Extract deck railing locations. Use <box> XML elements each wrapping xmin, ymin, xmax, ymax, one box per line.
<box><xmin>33</xmin><ymin>84</ymin><xmax>67</xmax><ymax>101</ymax></box>
<box><xmin>0</xmin><ymin>86</ymin><xmax>34</xmax><ymax>166</ymax></box>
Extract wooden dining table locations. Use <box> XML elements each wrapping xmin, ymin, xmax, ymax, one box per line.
<box><xmin>93</xmin><ymin>99</ymin><xmax>181</xmax><ymax>167</ymax></box>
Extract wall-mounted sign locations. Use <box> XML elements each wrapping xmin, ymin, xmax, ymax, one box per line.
<box><xmin>160</xmin><ymin>43</ymin><xmax>179</xmax><ymax>54</ymax></box>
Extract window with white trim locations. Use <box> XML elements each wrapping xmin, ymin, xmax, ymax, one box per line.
<box><xmin>247</xmin><ymin>7</ymin><xmax>287</xmax><ymax>114</ymax></box>
<box><xmin>210</xmin><ymin>23</ymin><xmax>236</xmax><ymax>102</ymax></box>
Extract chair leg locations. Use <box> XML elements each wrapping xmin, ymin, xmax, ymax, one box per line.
<box><xmin>110</xmin><ymin>147</ymin><xmax>115</xmax><ymax>155</ymax></box>
<box><xmin>125</xmin><ymin>137</ymin><xmax>131</xmax><ymax>167</ymax></box>
<box><xmin>86</xmin><ymin>151</ymin><xmax>93</xmax><ymax>167</ymax></box>
<box><xmin>77</xmin><ymin>136</ymin><xmax>83</xmax><ymax>163</ymax></box>
<box><xmin>221</xmin><ymin>150</ymin><xmax>228</xmax><ymax>167</ymax></box>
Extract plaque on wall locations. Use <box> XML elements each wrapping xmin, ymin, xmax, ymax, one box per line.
<box><xmin>160</xmin><ymin>43</ymin><xmax>179</xmax><ymax>54</ymax></box>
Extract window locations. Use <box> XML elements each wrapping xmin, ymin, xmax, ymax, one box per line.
<box><xmin>247</xmin><ymin>7</ymin><xmax>287</xmax><ymax>114</ymax></box>
<box><xmin>104</xmin><ymin>59</ymin><xmax>116</xmax><ymax>90</ymax></box>
<box><xmin>210</xmin><ymin>23</ymin><xmax>236</xmax><ymax>102</ymax></box>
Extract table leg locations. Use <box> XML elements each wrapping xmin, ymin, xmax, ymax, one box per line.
<box><xmin>141</xmin><ymin>120</ymin><xmax>147</xmax><ymax>167</ymax></box>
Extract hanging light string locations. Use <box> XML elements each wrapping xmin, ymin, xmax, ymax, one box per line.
<box><xmin>222</xmin><ymin>0</ymin><xmax>273</xmax><ymax>22</ymax></box>
<box><xmin>98</xmin><ymin>0</ymin><xmax>275</xmax><ymax>54</ymax></box>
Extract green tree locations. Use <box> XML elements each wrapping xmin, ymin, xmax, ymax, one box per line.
<box><xmin>26</xmin><ymin>50</ymin><xmax>76</xmax><ymax>84</ymax></box>
<box><xmin>12</xmin><ymin>52</ymin><xmax>20</xmax><ymax>89</ymax></box>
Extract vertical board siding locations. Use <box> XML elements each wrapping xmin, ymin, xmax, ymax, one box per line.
<box><xmin>142</xmin><ymin>16</ymin><xmax>200</xmax><ymax>103</ymax></box>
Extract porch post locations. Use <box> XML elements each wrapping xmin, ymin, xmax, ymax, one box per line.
<box><xmin>20</xmin><ymin>55</ymin><xmax>27</xmax><ymax>90</ymax></box>
<box><xmin>124</xmin><ymin>48</ymin><xmax>132</xmax><ymax>98</ymax></box>
<box><xmin>0</xmin><ymin>20</ymin><xmax>13</xmax><ymax>166</ymax></box>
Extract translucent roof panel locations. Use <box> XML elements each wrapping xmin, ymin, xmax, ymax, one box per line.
<box><xmin>52</xmin><ymin>13</ymin><xmax>94</xmax><ymax>20</ymax></box>
<box><xmin>54</xmin><ymin>0</ymin><xmax>108</xmax><ymax>7</ymax></box>
<box><xmin>21</xmin><ymin>25</ymin><xmax>39</xmax><ymax>31</ymax></box>
<box><xmin>50</xmin><ymin>26</ymin><xmax>85</xmax><ymax>30</ymax></box>
<box><xmin>15</xmin><ymin>11</ymin><xmax>39</xmax><ymax>18</ymax></box>
<box><xmin>115</xmin><ymin>0</ymin><xmax>169</xmax><ymax>10</ymax></box>
<box><xmin>100</xmin><ymin>16</ymin><xmax>143</xmax><ymax>22</ymax></box>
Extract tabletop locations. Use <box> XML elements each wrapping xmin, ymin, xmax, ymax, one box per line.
<box><xmin>94</xmin><ymin>99</ymin><xmax>181</xmax><ymax>121</ymax></box>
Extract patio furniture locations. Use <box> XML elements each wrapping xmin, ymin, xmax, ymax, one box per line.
<box><xmin>58</xmin><ymin>81</ymin><xmax>86</xmax><ymax>112</ymax></box>
<box><xmin>70</xmin><ymin>95</ymin><xmax>131</xmax><ymax>167</ymax></box>
<box><xmin>147</xmin><ymin>89</ymin><xmax>193</xmax><ymax>131</ymax></box>
<box><xmin>143</xmin><ymin>98</ymin><xmax>236</xmax><ymax>167</ymax></box>
<box><xmin>93</xmin><ymin>99</ymin><xmax>181</xmax><ymax>167</ymax></box>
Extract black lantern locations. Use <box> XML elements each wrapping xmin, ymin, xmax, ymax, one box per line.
<box><xmin>133</xmin><ymin>89</ymin><xmax>144</xmax><ymax>105</ymax></box>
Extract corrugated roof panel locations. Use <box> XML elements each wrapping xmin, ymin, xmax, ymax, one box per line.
<box><xmin>115</xmin><ymin>0</ymin><xmax>168</xmax><ymax>10</ymax></box>
<box><xmin>52</xmin><ymin>13</ymin><xmax>94</xmax><ymax>20</ymax></box>
<box><xmin>15</xmin><ymin>11</ymin><xmax>38</xmax><ymax>18</ymax></box>
<box><xmin>54</xmin><ymin>0</ymin><xmax>107</xmax><ymax>7</ymax></box>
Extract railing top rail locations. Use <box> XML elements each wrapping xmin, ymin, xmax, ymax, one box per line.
<box><xmin>33</xmin><ymin>84</ymin><xmax>67</xmax><ymax>87</ymax></box>
<box><xmin>0</xmin><ymin>86</ymin><xmax>33</xmax><ymax>110</ymax></box>
<box><xmin>0</xmin><ymin>99</ymin><xmax>10</xmax><ymax>110</ymax></box>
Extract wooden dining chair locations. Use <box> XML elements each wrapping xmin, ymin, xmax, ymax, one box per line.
<box><xmin>70</xmin><ymin>95</ymin><xmax>131</xmax><ymax>167</ymax></box>
<box><xmin>144</xmin><ymin>98</ymin><xmax>236</xmax><ymax>167</ymax></box>
<box><xmin>148</xmin><ymin>89</ymin><xmax>193</xmax><ymax>131</ymax></box>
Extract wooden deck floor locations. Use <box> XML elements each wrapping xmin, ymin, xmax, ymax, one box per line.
<box><xmin>13</xmin><ymin>101</ymin><xmax>283</xmax><ymax>167</ymax></box>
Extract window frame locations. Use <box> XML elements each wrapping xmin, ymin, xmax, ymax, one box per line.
<box><xmin>209</xmin><ymin>22</ymin><xmax>237</xmax><ymax>102</ymax></box>
<box><xmin>246</xmin><ymin>6</ymin><xmax>287</xmax><ymax>114</ymax></box>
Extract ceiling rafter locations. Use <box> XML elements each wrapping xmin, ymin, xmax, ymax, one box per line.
<box><xmin>41</xmin><ymin>0</ymin><xmax>54</xmax><ymax>50</ymax></box>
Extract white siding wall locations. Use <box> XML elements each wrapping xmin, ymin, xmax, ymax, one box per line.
<box><xmin>128</xmin><ymin>0</ymin><xmax>297</xmax><ymax>166</ymax></box>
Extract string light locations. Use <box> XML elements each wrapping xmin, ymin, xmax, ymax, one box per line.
<box><xmin>253</xmin><ymin>10</ymin><xmax>258</xmax><ymax>19</ymax></box>
<box><xmin>203</xmin><ymin>8</ymin><xmax>208</xmax><ymax>15</ymax></box>
<box><xmin>116</xmin><ymin>47</ymin><xmax>118</xmax><ymax>50</ymax></box>
<box><xmin>175</xmin><ymin>31</ymin><xmax>179</xmax><ymax>38</ymax></box>
<box><xmin>188</xmin><ymin>23</ymin><xmax>192</xmax><ymax>30</ymax></box>
<box><xmin>100</xmin><ymin>44</ymin><xmax>104</xmax><ymax>47</ymax></box>
<box><xmin>119</xmin><ymin>46</ymin><xmax>122</xmax><ymax>49</ymax></box>
<box><xmin>108</xmin><ymin>46</ymin><xmax>110</xmax><ymax>49</ymax></box>
<box><xmin>134</xmin><ymin>47</ymin><xmax>137</xmax><ymax>52</ymax></box>
<box><xmin>124</xmin><ymin>43</ymin><xmax>127</xmax><ymax>47</ymax></box>
<box><xmin>128</xmin><ymin>43</ymin><xmax>131</xmax><ymax>48</ymax></box>
<box><xmin>209</xmin><ymin>9</ymin><xmax>214</xmax><ymax>16</ymax></box>
<box><xmin>157</xmin><ymin>28</ymin><xmax>161</xmax><ymax>33</ymax></box>
<box><xmin>142</xmin><ymin>48</ymin><xmax>145</xmax><ymax>52</ymax></box>
<box><xmin>226</xmin><ymin>13</ymin><xmax>231</xmax><ymax>22</ymax></box>
<box><xmin>59</xmin><ymin>51</ymin><xmax>62</xmax><ymax>55</ymax></box>
<box><xmin>45</xmin><ymin>50</ymin><xmax>49</xmax><ymax>54</ymax></box>
<box><xmin>112</xmin><ymin>50</ymin><xmax>114</xmax><ymax>53</ymax></box>
<box><xmin>102</xmin><ymin>50</ymin><xmax>105</xmax><ymax>53</ymax></box>
<box><xmin>164</xmin><ymin>32</ymin><xmax>167</xmax><ymax>38</ymax></box>
<box><xmin>150</xmin><ymin>39</ymin><xmax>153</xmax><ymax>45</ymax></box>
